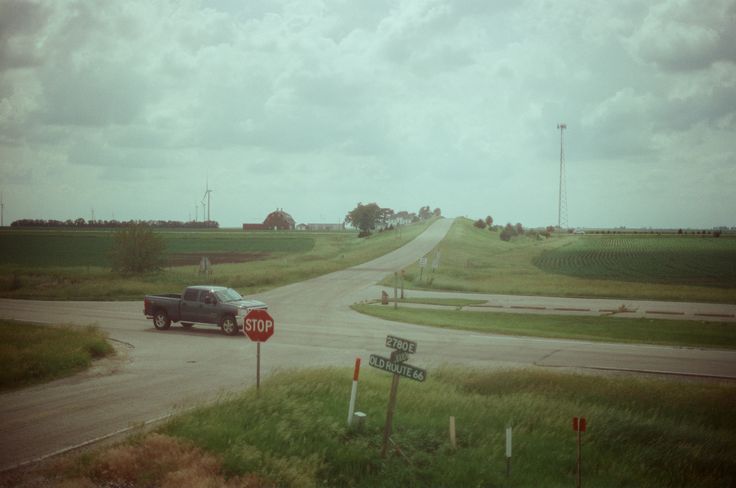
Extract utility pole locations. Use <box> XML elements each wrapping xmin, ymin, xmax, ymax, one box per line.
<box><xmin>0</xmin><ymin>191</ymin><xmax>4</xmax><ymax>227</ymax></box>
<box><xmin>557</xmin><ymin>123</ymin><xmax>568</xmax><ymax>229</ymax></box>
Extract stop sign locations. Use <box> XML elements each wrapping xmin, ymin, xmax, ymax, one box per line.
<box><xmin>243</xmin><ymin>309</ymin><xmax>274</xmax><ymax>342</ymax></box>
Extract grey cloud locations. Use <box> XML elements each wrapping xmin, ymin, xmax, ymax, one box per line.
<box><xmin>631</xmin><ymin>0</ymin><xmax>736</xmax><ymax>71</ymax></box>
<box><xmin>0</xmin><ymin>0</ymin><xmax>48</xmax><ymax>70</ymax></box>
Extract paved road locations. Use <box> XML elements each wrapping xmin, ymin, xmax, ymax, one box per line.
<box><xmin>1</xmin><ymin>217</ymin><xmax>735</xmax><ymax>471</ymax></box>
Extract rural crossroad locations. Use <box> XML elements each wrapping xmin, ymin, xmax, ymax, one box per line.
<box><xmin>1</xmin><ymin>217</ymin><xmax>735</xmax><ymax>472</ymax></box>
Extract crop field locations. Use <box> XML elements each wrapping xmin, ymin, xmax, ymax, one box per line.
<box><xmin>0</xmin><ymin>229</ymin><xmax>315</xmax><ymax>268</ymax></box>
<box><xmin>389</xmin><ymin>219</ymin><xmax>736</xmax><ymax>303</ymax></box>
<box><xmin>0</xmin><ymin>220</ymin><xmax>432</xmax><ymax>300</ymax></box>
<box><xmin>533</xmin><ymin>235</ymin><xmax>736</xmax><ymax>288</ymax></box>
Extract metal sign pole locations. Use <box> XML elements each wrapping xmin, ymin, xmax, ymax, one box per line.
<box><xmin>256</xmin><ymin>342</ymin><xmax>261</xmax><ymax>393</ymax></box>
<box><xmin>381</xmin><ymin>373</ymin><xmax>400</xmax><ymax>457</ymax></box>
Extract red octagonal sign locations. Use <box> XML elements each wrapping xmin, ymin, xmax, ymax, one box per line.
<box><xmin>243</xmin><ymin>309</ymin><xmax>274</xmax><ymax>342</ymax></box>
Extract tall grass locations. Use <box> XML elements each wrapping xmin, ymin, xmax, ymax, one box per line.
<box><xmin>389</xmin><ymin>218</ymin><xmax>736</xmax><ymax>303</ymax></box>
<box><xmin>57</xmin><ymin>368</ymin><xmax>736</xmax><ymax>487</ymax></box>
<box><xmin>0</xmin><ymin>320</ymin><xmax>114</xmax><ymax>391</ymax></box>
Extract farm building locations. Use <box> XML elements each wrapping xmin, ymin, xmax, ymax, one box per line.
<box><xmin>243</xmin><ymin>209</ymin><xmax>295</xmax><ymax>231</ymax></box>
<box><xmin>299</xmin><ymin>223</ymin><xmax>345</xmax><ymax>231</ymax></box>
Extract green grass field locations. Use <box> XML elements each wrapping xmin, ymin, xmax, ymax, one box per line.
<box><xmin>389</xmin><ymin>218</ymin><xmax>736</xmax><ymax>303</ymax></box>
<box><xmin>0</xmin><ymin>320</ymin><xmax>114</xmax><ymax>391</ymax></box>
<box><xmin>0</xmin><ymin>221</ymin><xmax>432</xmax><ymax>300</ymax></box>
<box><xmin>53</xmin><ymin>368</ymin><xmax>736</xmax><ymax>488</ymax></box>
<box><xmin>352</xmin><ymin>303</ymin><xmax>736</xmax><ymax>349</ymax></box>
<box><xmin>534</xmin><ymin>235</ymin><xmax>736</xmax><ymax>288</ymax></box>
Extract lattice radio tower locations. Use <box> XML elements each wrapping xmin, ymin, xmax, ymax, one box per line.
<box><xmin>557</xmin><ymin>123</ymin><xmax>568</xmax><ymax>229</ymax></box>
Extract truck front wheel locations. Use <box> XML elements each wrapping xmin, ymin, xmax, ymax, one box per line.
<box><xmin>220</xmin><ymin>315</ymin><xmax>238</xmax><ymax>336</ymax></box>
<box><xmin>153</xmin><ymin>310</ymin><xmax>171</xmax><ymax>330</ymax></box>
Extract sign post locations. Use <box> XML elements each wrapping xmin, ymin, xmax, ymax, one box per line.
<box><xmin>506</xmin><ymin>425</ymin><xmax>512</xmax><ymax>478</ymax></box>
<box><xmin>573</xmin><ymin>416</ymin><xmax>587</xmax><ymax>488</ymax></box>
<box><xmin>418</xmin><ymin>257</ymin><xmax>427</xmax><ymax>282</ymax></box>
<box><xmin>369</xmin><ymin>335</ymin><xmax>426</xmax><ymax>457</ymax></box>
<box><xmin>243</xmin><ymin>309</ymin><xmax>275</xmax><ymax>393</ymax></box>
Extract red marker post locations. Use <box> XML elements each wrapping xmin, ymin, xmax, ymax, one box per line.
<box><xmin>347</xmin><ymin>357</ymin><xmax>361</xmax><ymax>426</ymax></box>
<box><xmin>573</xmin><ymin>417</ymin><xmax>587</xmax><ymax>488</ymax></box>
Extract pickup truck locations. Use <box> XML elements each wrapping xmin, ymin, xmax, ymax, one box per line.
<box><xmin>143</xmin><ymin>285</ymin><xmax>268</xmax><ymax>336</ymax></box>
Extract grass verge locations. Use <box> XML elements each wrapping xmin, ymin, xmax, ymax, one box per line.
<box><xmin>351</xmin><ymin>303</ymin><xmax>736</xmax><ymax>349</ymax></box>
<box><xmin>51</xmin><ymin>368</ymin><xmax>736</xmax><ymax>487</ymax></box>
<box><xmin>388</xmin><ymin>297</ymin><xmax>487</xmax><ymax>306</ymax></box>
<box><xmin>0</xmin><ymin>320</ymin><xmax>115</xmax><ymax>391</ymax></box>
<box><xmin>386</xmin><ymin>218</ymin><xmax>736</xmax><ymax>303</ymax></box>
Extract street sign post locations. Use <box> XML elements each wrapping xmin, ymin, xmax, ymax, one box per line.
<box><xmin>573</xmin><ymin>416</ymin><xmax>587</xmax><ymax>488</ymax></box>
<box><xmin>243</xmin><ymin>309</ymin><xmax>274</xmax><ymax>392</ymax></box>
<box><xmin>369</xmin><ymin>334</ymin><xmax>427</xmax><ymax>456</ymax></box>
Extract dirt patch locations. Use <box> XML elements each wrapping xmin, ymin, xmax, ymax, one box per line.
<box><xmin>166</xmin><ymin>252</ymin><xmax>271</xmax><ymax>266</ymax></box>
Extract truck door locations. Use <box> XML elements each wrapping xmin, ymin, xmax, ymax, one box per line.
<box><xmin>200</xmin><ymin>291</ymin><xmax>220</xmax><ymax>324</ymax></box>
<box><xmin>181</xmin><ymin>288</ymin><xmax>205</xmax><ymax>322</ymax></box>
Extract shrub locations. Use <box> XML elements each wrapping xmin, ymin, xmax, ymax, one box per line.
<box><xmin>473</xmin><ymin>219</ymin><xmax>487</xmax><ymax>229</ymax></box>
<box><xmin>109</xmin><ymin>223</ymin><xmax>166</xmax><ymax>274</ymax></box>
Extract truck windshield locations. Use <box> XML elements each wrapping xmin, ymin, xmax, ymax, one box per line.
<box><xmin>215</xmin><ymin>288</ymin><xmax>243</xmax><ymax>303</ymax></box>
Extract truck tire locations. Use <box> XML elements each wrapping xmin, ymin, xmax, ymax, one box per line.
<box><xmin>220</xmin><ymin>315</ymin><xmax>238</xmax><ymax>336</ymax></box>
<box><xmin>153</xmin><ymin>310</ymin><xmax>171</xmax><ymax>330</ymax></box>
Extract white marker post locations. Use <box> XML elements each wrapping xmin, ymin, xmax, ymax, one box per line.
<box><xmin>347</xmin><ymin>357</ymin><xmax>361</xmax><ymax>426</ymax></box>
<box><xmin>506</xmin><ymin>425</ymin><xmax>512</xmax><ymax>478</ymax></box>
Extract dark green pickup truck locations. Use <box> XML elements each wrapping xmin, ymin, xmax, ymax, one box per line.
<box><xmin>143</xmin><ymin>285</ymin><xmax>268</xmax><ymax>336</ymax></box>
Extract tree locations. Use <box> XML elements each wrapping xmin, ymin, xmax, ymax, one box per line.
<box><xmin>110</xmin><ymin>223</ymin><xmax>166</xmax><ymax>274</ymax></box>
<box><xmin>473</xmin><ymin>218</ymin><xmax>487</xmax><ymax>229</ymax></box>
<box><xmin>433</xmin><ymin>208</ymin><xmax>442</xmax><ymax>217</ymax></box>
<box><xmin>485</xmin><ymin>215</ymin><xmax>493</xmax><ymax>227</ymax></box>
<box><xmin>344</xmin><ymin>202</ymin><xmax>392</xmax><ymax>236</ymax></box>
<box><xmin>418</xmin><ymin>206</ymin><xmax>432</xmax><ymax>220</ymax></box>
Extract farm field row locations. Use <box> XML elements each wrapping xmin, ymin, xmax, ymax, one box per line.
<box><xmin>0</xmin><ymin>220</ymin><xmax>433</xmax><ymax>300</ymax></box>
<box><xmin>387</xmin><ymin>218</ymin><xmax>736</xmax><ymax>303</ymax></box>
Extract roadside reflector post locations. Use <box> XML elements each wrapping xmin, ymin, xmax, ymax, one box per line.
<box><xmin>347</xmin><ymin>357</ymin><xmax>361</xmax><ymax>426</ymax></box>
<box><xmin>573</xmin><ymin>417</ymin><xmax>587</xmax><ymax>488</ymax></box>
<box><xmin>506</xmin><ymin>425</ymin><xmax>512</xmax><ymax>478</ymax></box>
<box><xmin>449</xmin><ymin>416</ymin><xmax>457</xmax><ymax>449</ymax></box>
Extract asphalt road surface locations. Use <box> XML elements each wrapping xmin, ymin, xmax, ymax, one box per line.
<box><xmin>1</xmin><ymin>217</ymin><xmax>735</xmax><ymax>471</ymax></box>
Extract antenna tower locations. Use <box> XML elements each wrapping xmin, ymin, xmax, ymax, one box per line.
<box><xmin>557</xmin><ymin>123</ymin><xmax>568</xmax><ymax>229</ymax></box>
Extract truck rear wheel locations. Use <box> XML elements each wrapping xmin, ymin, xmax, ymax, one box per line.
<box><xmin>220</xmin><ymin>315</ymin><xmax>238</xmax><ymax>336</ymax></box>
<box><xmin>153</xmin><ymin>310</ymin><xmax>171</xmax><ymax>330</ymax></box>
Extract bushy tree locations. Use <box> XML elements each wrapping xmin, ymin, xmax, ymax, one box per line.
<box><xmin>473</xmin><ymin>219</ymin><xmax>487</xmax><ymax>229</ymax></box>
<box><xmin>110</xmin><ymin>223</ymin><xmax>166</xmax><ymax>274</ymax></box>
<box><xmin>344</xmin><ymin>202</ymin><xmax>392</xmax><ymax>236</ymax></box>
<box><xmin>485</xmin><ymin>215</ymin><xmax>493</xmax><ymax>227</ymax></box>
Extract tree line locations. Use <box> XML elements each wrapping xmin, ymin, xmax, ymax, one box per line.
<box><xmin>10</xmin><ymin>218</ymin><xmax>219</xmax><ymax>229</ymax></box>
<box><xmin>344</xmin><ymin>203</ymin><xmax>441</xmax><ymax>237</ymax></box>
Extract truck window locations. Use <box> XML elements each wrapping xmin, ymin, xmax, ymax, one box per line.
<box><xmin>183</xmin><ymin>288</ymin><xmax>199</xmax><ymax>301</ymax></box>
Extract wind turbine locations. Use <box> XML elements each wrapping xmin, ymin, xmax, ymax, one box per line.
<box><xmin>201</xmin><ymin>180</ymin><xmax>213</xmax><ymax>222</ymax></box>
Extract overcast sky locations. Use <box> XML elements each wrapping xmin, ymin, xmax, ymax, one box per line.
<box><xmin>1</xmin><ymin>0</ymin><xmax>734</xmax><ymax>228</ymax></box>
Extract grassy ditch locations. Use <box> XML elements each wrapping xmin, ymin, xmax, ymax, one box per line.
<box><xmin>352</xmin><ymin>303</ymin><xmax>736</xmax><ymax>349</ymax></box>
<box><xmin>51</xmin><ymin>368</ymin><xmax>736</xmax><ymax>487</ymax></box>
<box><xmin>387</xmin><ymin>218</ymin><xmax>736</xmax><ymax>303</ymax></box>
<box><xmin>0</xmin><ymin>320</ymin><xmax>114</xmax><ymax>391</ymax></box>
<box><xmin>0</xmin><ymin>220</ymin><xmax>433</xmax><ymax>300</ymax></box>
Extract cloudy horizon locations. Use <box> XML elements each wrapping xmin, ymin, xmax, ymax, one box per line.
<box><xmin>1</xmin><ymin>0</ymin><xmax>734</xmax><ymax>229</ymax></box>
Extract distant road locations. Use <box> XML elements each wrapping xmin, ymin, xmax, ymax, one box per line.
<box><xmin>1</xmin><ymin>217</ymin><xmax>735</xmax><ymax>471</ymax></box>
